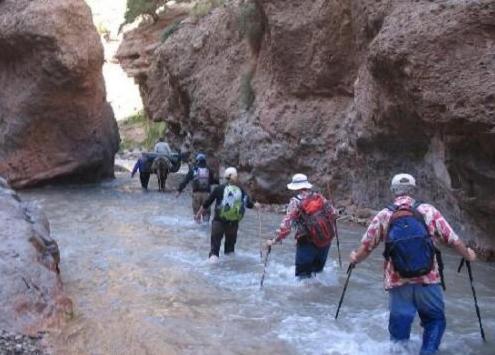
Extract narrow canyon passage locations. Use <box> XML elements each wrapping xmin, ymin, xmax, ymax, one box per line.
<box><xmin>20</xmin><ymin>174</ymin><xmax>495</xmax><ymax>355</ymax></box>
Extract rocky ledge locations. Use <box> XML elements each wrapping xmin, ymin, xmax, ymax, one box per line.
<box><xmin>0</xmin><ymin>177</ymin><xmax>72</xmax><ymax>346</ymax></box>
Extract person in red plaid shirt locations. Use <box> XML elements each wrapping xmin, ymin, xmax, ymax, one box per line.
<box><xmin>350</xmin><ymin>173</ymin><xmax>476</xmax><ymax>354</ymax></box>
<box><xmin>267</xmin><ymin>174</ymin><xmax>337</xmax><ymax>279</ymax></box>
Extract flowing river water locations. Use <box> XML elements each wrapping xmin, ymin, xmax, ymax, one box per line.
<box><xmin>20</xmin><ymin>173</ymin><xmax>494</xmax><ymax>355</ymax></box>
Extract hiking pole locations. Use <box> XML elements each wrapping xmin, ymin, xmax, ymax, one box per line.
<box><xmin>259</xmin><ymin>245</ymin><xmax>272</xmax><ymax>290</ymax></box>
<box><xmin>435</xmin><ymin>248</ymin><xmax>446</xmax><ymax>291</ymax></box>
<box><xmin>257</xmin><ymin>210</ymin><xmax>263</xmax><ymax>261</ymax></box>
<box><xmin>458</xmin><ymin>258</ymin><xmax>486</xmax><ymax>341</ymax></box>
<box><xmin>334</xmin><ymin>219</ymin><xmax>342</xmax><ymax>268</ymax></box>
<box><xmin>335</xmin><ymin>263</ymin><xmax>355</xmax><ymax>319</ymax></box>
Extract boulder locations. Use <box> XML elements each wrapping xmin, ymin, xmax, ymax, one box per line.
<box><xmin>0</xmin><ymin>0</ymin><xmax>119</xmax><ymax>188</ymax></box>
<box><xmin>0</xmin><ymin>179</ymin><xmax>72</xmax><ymax>334</ymax></box>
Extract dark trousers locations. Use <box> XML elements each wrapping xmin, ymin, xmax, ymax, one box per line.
<box><xmin>139</xmin><ymin>172</ymin><xmax>150</xmax><ymax>189</ymax></box>
<box><xmin>295</xmin><ymin>241</ymin><xmax>330</xmax><ymax>278</ymax></box>
<box><xmin>209</xmin><ymin>220</ymin><xmax>239</xmax><ymax>257</ymax></box>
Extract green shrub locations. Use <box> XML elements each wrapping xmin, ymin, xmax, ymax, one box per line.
<box><xmin>119</xmin><ymin>111</ymin><xmax>166</xmax><ymax>151</ymax></box>
<box><xmin>240</xmin><ymin>70</ymin><xmax>255</xmax><ymax>110</ymax></box>
<box><xmin>96</xmin><ymin>22</ymin><xmax>110</xmax><ymax>36</ymax></box>
<box><xmin>120</xmin><ymin>0</ymin><xmax>164</xmax><ymax>32</ymax></box>
<box><xmin>161</xmin><ymin>21</ymin><xmax>182</xmax><ymax>43</ymax></box>
<box><xmin>190</xmin><ymin>0</ymin><xmax>225</xmax><ymax>20</ymax></box>
<box><xmin>144</xmin><ymin>120</ymin><xmax>167</xmax><ymax>149</ymax></box>
<box><xmin>122</xmin><ymin>110</ymin><xmax>147</xmax><ymax>125</ymax></box>
<box><xmin>238</xmin><ymin>1</ymin><xmax>264</xmax><ymax>53</ymax></box>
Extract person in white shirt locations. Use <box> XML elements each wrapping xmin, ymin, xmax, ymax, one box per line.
<box><xmin>154</xmin><ymin>137</ymin><xmax>171</xmax><ymax>155</ymax></box>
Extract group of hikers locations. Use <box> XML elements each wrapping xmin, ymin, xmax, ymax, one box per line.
<box><xmin>130</xmin><ymin>146</ymin><xmax>479</xmax><ymax>354</ymax></box>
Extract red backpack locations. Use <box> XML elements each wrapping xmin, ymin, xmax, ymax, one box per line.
<box><xmin>298</xmin><ymin>193</ymin><xmax>336</xmax><ymax>248</ymax></box>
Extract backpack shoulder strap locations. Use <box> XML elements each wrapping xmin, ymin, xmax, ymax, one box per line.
<box><xmin>412</xmin><ymin>200</ymin><xmax>423</xmax><ymax>210</ymax></box>
<box><xmin>410</xmin><ymin>200</ymin><xmax>430</xmax><ymax>232</ymax></box>
<box><xmin>386</xmin><ymin>203</ymin><xmax>398</xmax><ymax>212</ymax></box>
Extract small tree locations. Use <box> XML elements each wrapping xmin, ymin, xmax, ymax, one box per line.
<box><xmin>120</xmin><ymin>0</ymin><xmax>164</xmax><ymax>32</ymax></box>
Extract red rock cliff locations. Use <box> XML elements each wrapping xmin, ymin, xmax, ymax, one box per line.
<box><xmin>118</xmin><ymin>0</ymin><xmax>495</xmax><ymax>257</ymax></box>
<box><xmin>0</xmin><ymin>0</ymin><xmax>119</xmax><ymax>188</ymax></box>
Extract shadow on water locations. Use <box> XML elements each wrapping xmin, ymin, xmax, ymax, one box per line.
<box><xmin>20</xmin><ymin>174</ymin><xmax>495</xmax><ymax>355</ymax></box>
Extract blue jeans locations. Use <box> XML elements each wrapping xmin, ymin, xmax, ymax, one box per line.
<box><xmin>389</xmin><ymin>283</ymin><xmax>446</xmax><ymax>354</ymax></box>
<box><xmin>295</xmin><ymin>241</ymin><xmax>330</xmax><ymax>278</ymax></box>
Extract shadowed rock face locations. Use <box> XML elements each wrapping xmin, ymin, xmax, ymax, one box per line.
<box><xmin>0</xmin><ymin>177</ymin><xmax>72</xmax><ymax>334</ymax></box>
<box><xmin>118</xmin><ymin>0</ymin><xmax>495</xmax><ymax>256</ymax></box>
<box><xmin>0</xmin><ymin>0</ymin><xmax>119</xmax><ymax>188</ymax></box>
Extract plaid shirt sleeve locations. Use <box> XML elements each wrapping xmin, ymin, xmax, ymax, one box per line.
<box><xmin>276</xmin><ymin>198</ymin><xmax>300</xmax><ymax>241</ymax></box>
<box><xmin>361</xmin><ymin>209</ymin><xmax>389</xmax><ymax>252</ymax></box>
<box><xmin>419</xmin><ymin>203</ymin><xmax>460</xmax><ymax>245</ymax></box>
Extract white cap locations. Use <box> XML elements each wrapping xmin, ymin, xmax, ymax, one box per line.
<box><xmin>287</xmin><ymin>173</ymin><xmax>313</xmax><ymax>190</ymax></box>
<box><xmin>391</xmin><ymin>173</ymin><xmax>416</xmax><ymax>188</ymax></box>
<box><xmin>224</xmin><ymin>167</ymin><xmax>238</xmax><ymax>181</ymax></box>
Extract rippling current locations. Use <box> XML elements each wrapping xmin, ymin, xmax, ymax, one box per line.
<box><xmin>20</xmin><ymin>173</ymin><xmax>494</xmax><ymax>355</ymax></box>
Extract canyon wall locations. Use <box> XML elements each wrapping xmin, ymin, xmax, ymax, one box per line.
<box><xmin>118</xmin><ymin>0</ymin><xmax>495</xmax><ymax>257</ymax></box>
<box><xmin>0</xmin><ymin>0</ymin><xmax>119</xmax><ymax>188</ymax></box>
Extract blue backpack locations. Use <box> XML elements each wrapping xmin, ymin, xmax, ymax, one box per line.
<box><xmin>384</xmin><ymin>201</ymin><xmax>435</xmax><ymax>278</ymax></box>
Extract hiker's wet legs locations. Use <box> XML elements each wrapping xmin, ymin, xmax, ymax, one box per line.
<box><xmin>312</xmin><ymin>244</ymin><xmax>330</xmax><ymax>273</ymax></box>
<box><xmin>193</xmin><ymin>192</ymin><xmax>210</xmax><ymax>222</ymax></box>
<box><xmin>224</xmin><ymin>223</ymin><xmax>238</xmax><ymax>254</ymax></box>
<box><xmin>209</xmin><ymin>221</ymin><xmax>238</xmax><ymax>256</ymax></box>
<box><xmin>416</xmin><ymin>284</ymin><xmax>446</xmax><ymax>354</ymax></box>
<box><xmin>389</xmin><ymin>284</ymin><xmax>415</xmax><ymax>342</ymax></box>
<box><xmin>139</xmin><ymin>172</ymin><xmax>150</xmax><ymax>189</ymax></box>
<box><xmin>295</xmin><ymin>242</ymin><xmax>329</xmax><ymax>277</ymax></box>
<box><xmin>209</xmin><ymin>220</ymin><xmax>224</xmax><ymax>257</ymax></box>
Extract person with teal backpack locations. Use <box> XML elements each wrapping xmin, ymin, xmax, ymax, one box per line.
<box><xmin>196</xmin><ymin>167</ymin><xmax>258</xmax><ymax>262</ymax></box>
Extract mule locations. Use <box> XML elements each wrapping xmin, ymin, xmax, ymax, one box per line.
<box><xmin>151</xmin><ymin>155</ymin><xmax>172</xmax><ymax>192</ymax></box>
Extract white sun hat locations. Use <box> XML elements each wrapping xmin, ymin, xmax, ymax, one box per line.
<box><xmin>287</xmin><ymin>173</ymin><xmax>313</xmax><ymax>190</ymax></box>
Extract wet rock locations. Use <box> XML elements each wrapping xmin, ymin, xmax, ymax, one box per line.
<box><xmin>0</xmin><ymin>178</ymin><xmax>72</xmax><ymax>335</ymax></box>
<box><xmin>119</xmin><ymin>0</ymin><xmax>495</xmax><ymax>257</ymax></box>
<box><xmin>0</xmin><ymin>329</ymin><xmax>46</xmax><ymax>354</ymax></box>
<box><xmin>0</xmin><ymin>0</ymin><xmax>119</xmax><ymax>189</ymax></box>
<box><xmin>355</xmin><ymin>208</ymin><xmax>375</xmax><ymax>220</ymax></box>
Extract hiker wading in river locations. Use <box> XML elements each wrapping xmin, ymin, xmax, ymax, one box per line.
<box><xmin>176</xmin><ymin>153</ymin><xmax>218</xmax><ymax>223</ymax></box>
<box><xmin>266</xmin><ymin>174</ymin><xmax>337</xmax><ymax>279</ymax></box>
<box><xmin>349</xmin><ymin>173</ymin><xmax>476</xmax><ymax>354</ymax></box>
<box><xmin>131</xmin><ymin>153</ymin><xmax>153</xmax><ymax>190</ymax></box>
<box><xmin>196</xmin><ymin>167</ymin><xmax>258</xmax><ymax>262</ymax></box>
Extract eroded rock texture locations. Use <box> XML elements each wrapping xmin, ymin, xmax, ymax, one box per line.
<box><xmin>0</xmin><ymin>177</ymin><xmax>72</xmax><ymax>334</ymax></box>
<box><xmin>0</xmin><ymin>0</ymin><xmax>119</xmax><ymax>188</ymax></box>
<box><xmin>118</xmin><ymin>0</ymin><xmax>495</xmax><ymax>257</ymax></box>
